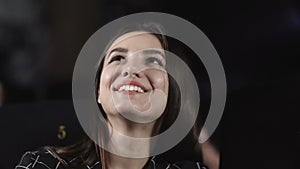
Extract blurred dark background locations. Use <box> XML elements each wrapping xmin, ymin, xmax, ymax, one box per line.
<box><xmin>0</xmin><ymin>0</ymin><xmax>299</xmax><ymax>169</ymax></box>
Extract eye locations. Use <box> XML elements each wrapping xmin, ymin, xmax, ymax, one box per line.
<box><xmin>108</xmin><ymin>55</ymin><xmax>125</xmax><ymax>64</ymax></box>
<box><xmin>145</xmin><ymin>57</ymin><xmax>164</xmax><ymax>67</ymax></box>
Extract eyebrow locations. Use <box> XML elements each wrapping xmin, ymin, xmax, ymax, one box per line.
<box><xmin>108</xmin><ymin>47</ymin><xmax>128</xmax><ymax>56</ymax></box>
<box><xmin>106</xmin><ymin>48</ymin><xmax>165</xmax><ymax>61</ymax></box>
<box><xmin>106</xmin><ymin>47</ymin><xmax>128</xmax><ymax>62</ymax></box>
<box><xmin>142</xmin><ymin>49</ymin><xmax>165</xmax><ymax>59</ymax></box>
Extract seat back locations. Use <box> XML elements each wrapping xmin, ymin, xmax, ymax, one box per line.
<box><xmin>0</xmin><ymin>99</ymin><xmax>85</xmax><ymax>169</ymax></box>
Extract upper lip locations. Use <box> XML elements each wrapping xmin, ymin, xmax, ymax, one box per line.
<box><xmin>114</xmin><ymin>80</ymin><xmax>147</xmax><ymax>92</ymax></box>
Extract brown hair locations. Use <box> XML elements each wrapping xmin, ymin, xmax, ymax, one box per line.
<box><xmin>43</xmin><ymin>23</ymin><xmax>203</xmax><ymax>169</ymax></box>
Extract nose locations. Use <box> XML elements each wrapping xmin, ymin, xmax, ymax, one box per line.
<box><xmin>120</xmin><ymin>53</ymin><xmax>144</xmax><ymax>78</ymax></box>
<box><xmin>123</xmin><ymin>71</ymin><xmax>140</xmax><ymax>78</ymax></box>
<box><xmin>121</xmin><ymin>63</ymin><xmax>140</xmax><ymax>78</ymax></box>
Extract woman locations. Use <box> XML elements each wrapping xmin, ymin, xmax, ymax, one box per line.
<box><xmin>15</xmin><ymin>23</ymin><xmax>211</xmax><ymax>169</ymax></box>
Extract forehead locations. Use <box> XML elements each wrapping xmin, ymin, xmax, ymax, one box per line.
<box><xmin>107</xmin><ymin>31</ymin><xmax>163</xmax><ymax>53</ymax></box>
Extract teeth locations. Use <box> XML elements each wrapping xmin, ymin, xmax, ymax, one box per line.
<box><xmin>118</xmin><ymin>85</ymin><xmax>144</xmax><ymax>93</ymax></box>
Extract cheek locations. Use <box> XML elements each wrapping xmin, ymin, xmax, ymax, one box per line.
<box><xmin>98</xmin><ymin>68</ymin><xmax>117</xmax><ymax>114</ymax></box>
<box><xmin>99</xmin><ymin>78</ymin><xmax>107</xmax><ymax>97</ymax></box>
<box><xmin>148</xmin><ymin>70</ymin><xmax>169</xmax><ymax>94</ymax></box>
<box><xmin>100</xmin><ymin>67</ymin><xmax>115</xmax><ymax>87</ymax></box>
<box><xmin>98</xmin><ymin>68</ymin><xmax>115</xmax><ymax>98</ymax></box>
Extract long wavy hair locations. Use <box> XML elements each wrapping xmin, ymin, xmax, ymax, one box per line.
<box><xmin>43</xmin><ymin>23</ymin><xmax>203</xmax><ymax>169</ymax></box>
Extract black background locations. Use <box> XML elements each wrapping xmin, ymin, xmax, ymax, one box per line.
<box><xmin>0</xmin><ymin>0</ymin><xmax>299</xmax><ymax>168</ymax></box>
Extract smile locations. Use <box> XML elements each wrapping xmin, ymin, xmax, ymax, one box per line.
<box><xmin>114</xmin><ymin>80</ymin><xmax>148</xmax><ymax>94</ymax></box>
<box><xmin>118</xmin><ymin>85</ymin><xmax>144</xmax><ymax>93</ymax></box>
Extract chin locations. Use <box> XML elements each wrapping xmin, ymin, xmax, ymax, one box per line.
<box><xmin>115</xmin><ymin>103</ymin><xmax>165</xmax><ymax>123</ymax></box>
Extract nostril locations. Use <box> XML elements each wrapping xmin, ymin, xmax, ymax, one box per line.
<box><xmin>123</xmin><ymin>71</ymin><xmax>139</xmax><ymax>77</ymax></box>
<box><xmin>123</xmin><ymin>72</ymin><xmax>129</xmax><ymax>76</ymax></box>
<box><xmin>133</xmin><ymin>72</ymin><xmax>139</xmax><ymax>77</ymax></box>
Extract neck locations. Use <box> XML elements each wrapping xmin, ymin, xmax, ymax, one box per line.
<box><xmin>107</xmin><ymin>114</ymin><xmax>160</xmax><ymax>138</ymax></box>
<box><xmin>106</xmin><ymin>152</ymin><xmax>150</xmax><ymax>169</ymax></box>
<box><xmin>103</xmin><ymin>114</ymin><xmax>161</xmax><ymax>168</ymax></box>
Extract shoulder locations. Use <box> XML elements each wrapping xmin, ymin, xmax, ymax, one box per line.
<box><xmin>170</xmin><ymin>161</ymin><xmax>209</xmax><ymax>169</ymax></box>
<box><xmin>15</xmin><ymin>150</ymin><xmax>101</xmax><ymax>169</ymax></box>
<box><xmin>150</xmin><ymin>157</ymin><xmax>209</xmax><ymax>169</ymax></box>
<box><xmin>161</xmin><ymin>161</ymin><xmax>209</xmax><ymax>169</ymax></box>
<box><xmin>15</xmin><ymin>150</ymin><xmax>63</xmax><ymax>169</ymax></box>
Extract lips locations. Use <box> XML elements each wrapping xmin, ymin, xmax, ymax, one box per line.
<box><xmin>114</xmin><ymin>80</ymin><xmax>148</xmax><ymax>94</ymax></box>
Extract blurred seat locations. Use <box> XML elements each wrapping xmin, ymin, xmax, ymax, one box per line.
<box><xmin>0</xmin><ymin>99</ymin><xmax>85</xmax><ymax>169</ymax></box>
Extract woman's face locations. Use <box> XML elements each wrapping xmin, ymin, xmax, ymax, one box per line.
<box><xmin>98</xmin><ymin>31</ymin><xmax>169</xmax><ymax>123</ymax></box>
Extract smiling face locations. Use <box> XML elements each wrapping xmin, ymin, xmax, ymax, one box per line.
<box><xmin>98</xmin><ymin>31</ymin><xmax>169</xmax><ymax>123</ymax></box>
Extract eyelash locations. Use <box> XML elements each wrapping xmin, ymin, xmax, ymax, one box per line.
<box><xmin>108</xmin><ymin>55</ymin><xmax>125</xmax><ymax>64</ymax></box>
<box><xmin>108</xmin><ymin>55</ymin><xmax>164</xmax><ymax>67</ymax></box>
<box><xmin>146</xmin><ymin>57</ymin><xmax>163</xmax><ymax>66</ymax></box>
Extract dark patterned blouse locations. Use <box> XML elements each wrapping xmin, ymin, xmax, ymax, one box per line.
<box><xmin>15</xmin><ymin>150</ymin><xmax>209</xmax><ymax>169</ymax></box>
